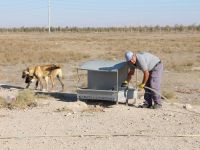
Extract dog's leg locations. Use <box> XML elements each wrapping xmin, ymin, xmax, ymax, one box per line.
<box><xmin>35</xmin><ymin>80</ymin><xmax>39</xmax><ymax>90</ymax></box>
<box><xmin>44</xmin><ymin>76</ymin><xmax>49</xmax><ymax>91</ymax></box>
<box><xmin>26</xmin><ymin>83</ymin><xmax>31</xmax><ymax>88</ymax></box>
<box><xmin>50</xmin><ymin>76</ymin><xmax>55</xmax><ymax>92</ymax></box>
<box><xmin>57</xmin><ymin>75</ymin><xmax>65</xmax><ymax>92</ymax></box>
<box><xmin>38</xmin><ymin>77</ymin><xmax>44</xmax><ymax>91</ymax></box>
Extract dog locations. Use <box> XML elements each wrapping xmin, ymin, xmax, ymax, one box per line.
<box><xmin>22</xmin><ymin>64</ymin><xmax>64</xmax><ymax>92</ymax></box>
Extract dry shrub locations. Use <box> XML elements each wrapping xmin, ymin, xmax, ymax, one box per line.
<box><xmin>0</xmin><ymin>89</ymin><xmax>37</xmax><ymax>109</ymax></box>
<box><xmin>13</xmin><ymin>89</ymin><xmax>37</xmax><ymax>109</ymax></box>
<box><xmin>0</xmin><ymin>97</ymin><xmax>7</xmax><ymax>108</ymax></box>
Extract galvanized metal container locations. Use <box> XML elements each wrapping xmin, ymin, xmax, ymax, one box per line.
<box><xmin>77</xmin><ymin>60</ymin><xmax>136</xmax><ymax>103</ymax></box>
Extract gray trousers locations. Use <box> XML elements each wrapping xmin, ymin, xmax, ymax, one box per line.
<box><xmin>144</xmin><ymin>63</ymin><xmax>163</xmax><ymax>105</ymax></box>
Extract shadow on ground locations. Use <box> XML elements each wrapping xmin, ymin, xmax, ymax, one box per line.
<box><xmin>0</xmin><ymin>83</ymin><xmax>118</xmax><ymax>108</ymax></box>
<box><xmin>85</xmin><ymin>100</ymin><xmax>116</xmax><ymax>108</ymax></box>
<box><xmin>36</xmin><ymin>92</ymin><xmax>77</xmax><ymax>102</ymax></box>
<box><xmin>36</xmin><ymin>91</ymin><xmax>115</xmax><ymax>108</ymax></box>
<box><xmin>0</xmin><ymin>84</ymin><xmax>24</xmax><ymax>90</ymax></box>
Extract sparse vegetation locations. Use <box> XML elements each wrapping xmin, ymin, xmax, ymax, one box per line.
<box><xmin>0</xmin><ymin>89</ymin><xmax>38</xmax><ymax>109</ymax></box>
<box><xmin>0</xmin><ymin>31</ymin><xmax>199</xmax><ymax>72</ymax></box>
<box><xmin>14</xmin><ymin>89</ymin><xmax>37</xmax><ymax>108</ymax></box>
<box><xmin>0</xmin><ymin>97</ymin><xmax>7</xmax><ymax>108</ymax></box>
<box><xmin>0</xmin><ymin>25</ymin><xmax>200</xmax><ymax>33</ymax></box>
<box><xmin>162</xmin><ymin>91</ymin><xmax>176</xmax><ymax>100</ymax></box>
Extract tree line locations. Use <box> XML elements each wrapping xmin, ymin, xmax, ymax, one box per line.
<box><xmin>0</xmin><ymin>24</ymin><xmax>200</xmax><ymax>33</ymax></box>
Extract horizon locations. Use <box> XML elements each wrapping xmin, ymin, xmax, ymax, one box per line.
<box><xmin>0</xmin><ymin>0</ymin><xmax>200</xmax><ymax>28</ymax></box>
<box><xmin>0</xmin><ymin>24</ymin><xmax>200</xmax><ymax>29</ymax></box>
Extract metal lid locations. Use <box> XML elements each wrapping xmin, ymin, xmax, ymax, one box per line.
<box><xmin>78</xmin><ymin>60</ymin><xmax>127</xmax><ymax>72</ymax></box>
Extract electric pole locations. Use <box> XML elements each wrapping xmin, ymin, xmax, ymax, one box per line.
<box><xmin>48</xmin><ymin>0</ymin><xmax>51</xmax><ymax>33</ymax></box>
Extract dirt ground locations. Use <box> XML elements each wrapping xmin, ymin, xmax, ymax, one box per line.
<box><xmin>0</xmin><ymin>32</ymin><xmax>200</xmax><ymax>150</ymax></box>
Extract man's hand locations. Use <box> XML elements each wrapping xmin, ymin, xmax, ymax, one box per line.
<box><xmin>121</xmin><ymin>80</ymin><xmax>128</xmax><ymax>87</ymax></box>
<box><xmin>137</xmin><ymin>83</ymin><xmax>145</xmax><ymax>89</ymax></box>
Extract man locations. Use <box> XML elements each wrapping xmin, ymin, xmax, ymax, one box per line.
<box><xmin>122</xmin><ymin>51</ymin><xmax>163</xmax><ymax>109</ymax></box>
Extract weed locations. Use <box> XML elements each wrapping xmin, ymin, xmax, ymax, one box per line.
<box><xmin>12</xmin><ymin>89</ymin><xmax>37</xmax><ymax>109</ymax></box>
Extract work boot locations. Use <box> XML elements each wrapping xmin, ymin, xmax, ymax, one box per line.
<box><xmin>138</xmin><ymin>103</ymin><xmax>152</xmax><ymax>108</ymax></box>
<box><xmin>152</xmin><ymin>103</ymin><xmax>162</xmax><ymax>109</ymax></box>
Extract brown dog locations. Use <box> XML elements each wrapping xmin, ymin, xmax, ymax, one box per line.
<box><xmin>22</xmin><ymin>64</ymin><xmax>64</xmax><ymax>92</ymax></box>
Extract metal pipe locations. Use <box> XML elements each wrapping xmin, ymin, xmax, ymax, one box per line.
<box><xmin>135</xmin><ymin>69</ymin><xmax>138</xmax><ymax>88</ymax></box>
<box><xmin>144</xmin><ymin>86</ymin><xmax>168</xmax><ymax>100</ymax></box>
<box><xmin>76</xmin><ymin>68</ymin><xmax>79</xmax><ymax>100</ymax></box>
<box><xmin>116</xmin><ymin>70</ymin><xmax>119</xmax><ymax>104</ymax></box>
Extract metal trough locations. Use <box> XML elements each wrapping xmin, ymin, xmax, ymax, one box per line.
<box><xmin>77</xmin><ymin>60</ymin><xmax>137</xmax><ymax>104</ymax></box>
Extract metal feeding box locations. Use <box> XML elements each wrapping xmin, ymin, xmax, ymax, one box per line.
<box><xmin>77</xmin><ymin>60</ymin><xmax>137</xmax><ymax>104</ymax></box>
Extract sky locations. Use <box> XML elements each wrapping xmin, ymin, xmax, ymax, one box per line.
<box><xmin>0</xmin><ymin>0</ymin><xmax>200</xmax><ymax>27</ymax></box>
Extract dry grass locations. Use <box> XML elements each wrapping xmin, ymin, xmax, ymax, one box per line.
<box><xmin>12</xmin><ymin>89</ymin><xmax>37</xmax><ymax>109</ymax></box>
<box><xmin>0</xmin><ymin>32</ymin><xmax>199</xmax><ymax>71</ymax></box>
<box><xmin>0</xmin><ymin>89</ymin><xmax>38</xmax><ymax>109</ymax></box>
<box><xmin>0</xmin><ymin>97</ymin><xmax>7</xmax><ymax>108</ymax></box>
<box><xmin>0</xmin><ymin>49</ymin><xmax>90</xmax><ymax>65</ymax></box>
<box><xmin>162</xmin><ymin>90</ymin><xmax>176</xmax><ymax>100</ymax></box>
<box><xmin>0</xmin><ymin>32</ymin><xmax>199</xmax><ymax>86</ymax></box>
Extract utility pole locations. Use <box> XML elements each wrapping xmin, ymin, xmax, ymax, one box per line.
<box><xmin>48</xmin><ymin>0</ymin><xmax>51</xmax><ymax>33</ymax></box>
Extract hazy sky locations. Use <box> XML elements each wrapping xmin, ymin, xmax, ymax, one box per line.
<box><xmin>0</xmin><ymin>0</ymin><xmax>200</xmax><ymax>27</ymax></box>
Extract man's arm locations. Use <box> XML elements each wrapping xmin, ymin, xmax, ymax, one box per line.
<box><xmin>142</xmin><ymin>70</ymin><xmax>149</xmax><ymax>85</ymax></box>
<box><xmin>127</xmin><ymin>68</ymin><xmax>135</xmax><ymax>82</ymax></box>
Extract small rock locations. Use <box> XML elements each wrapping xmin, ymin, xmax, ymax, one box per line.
<box><xmin>183</xmin><ymin>104</ymin><xmax>192</xmax><ymax>110</ymax></box>
<box><xmin>68</xmin><ymin>113</ymin><xmax>72</xmax><ymax>115</ymax></box>
<box><xmin>5</xmin><ymin>95</ymin><xmax>16</xmax><ymax>103</ymax></box>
